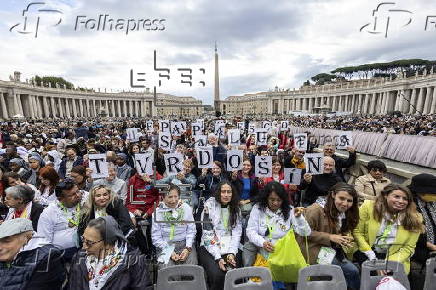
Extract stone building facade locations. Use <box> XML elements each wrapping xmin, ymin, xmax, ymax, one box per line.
<box><xmin>0</xmin><ymin>78</ymin><xmax>204</xmax><ymax>119</ymax></box>
<box><xmin>221</xmin><ymin>72</ymin><xmax>436</xmax><ymax>116</ymax></box>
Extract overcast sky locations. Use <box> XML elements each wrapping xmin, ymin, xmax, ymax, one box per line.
<box><xmin>1</xmin><ymin>0</ymin><xmax>436</xmax><ymax>105</ymax></box>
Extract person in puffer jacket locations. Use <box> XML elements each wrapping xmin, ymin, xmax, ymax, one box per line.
<box><xmin>0</xmin><ymin>218</ymin><xmax>66</xmax><ymax>290</ymax></box>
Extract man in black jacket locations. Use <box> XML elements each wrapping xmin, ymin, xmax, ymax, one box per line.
<box><xmin>0</xmin><ymin>218</ymin><xmax>66</xmax><ymax>290</ymax></box>
<box><xmin>323</xmin><ymin>142</ymin><xmax>356</xmax><ymax>182</ymax></box>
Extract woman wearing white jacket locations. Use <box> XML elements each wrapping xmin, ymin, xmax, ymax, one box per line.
<box><xmin>151</xmin><ymin>184</ymin><xmax>197</xmax><ymax>269</ymax></box>
<box><xmin>198</xmin><ymin>181</ymin><xmax>242</xmax><ymax>290</ymax></box>
<box><xmin>244</xmin><ymin>181</ymin><xmax>311</xmax><ymax>267</ymax></box>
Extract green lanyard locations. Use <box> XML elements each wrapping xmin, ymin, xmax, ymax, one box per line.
<box><xmin>221</xmin><ymin>207</ymin><xmax>229</xmax><ymax>231</ymax></box>
<box><xmin>265</xmin><ymin>216</ymin><xmax>274</xmax><ymax>240</ymax></box>
<box><xmin>378</xmin><ymin>222</ymin><xmax>393</xmax><ymax>248</ymax></box>
<box><xmin>59</xmin><ymin>203</ymin><xmax>81</xmax><ymax>227</ymax></box>
<box><xmin>164</xmin><ymin>208</ymin><xmax>184</xmax><ymax>240</ymax></box>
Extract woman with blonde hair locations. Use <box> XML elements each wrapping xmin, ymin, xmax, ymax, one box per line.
<box><xmin>77</xmin><ymin>185</ymin><xmax>134</xmax><ymax>245</ymax></box>
<box><xmin>353</xmin><ymin>183</ymin><xmax>423</xmax><ymax>274</ymax></box>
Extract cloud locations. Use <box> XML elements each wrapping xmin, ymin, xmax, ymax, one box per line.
<box><xmin>1</xmin><ymin>0</ymin><xmax>436</xmax><ymax>106</ymax></box>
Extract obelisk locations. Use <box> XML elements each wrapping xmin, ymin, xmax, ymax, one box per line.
<box><xmin>214</xmin><ymin>43</ymin><xmax>220</xmax><ymax>115</ymax></box>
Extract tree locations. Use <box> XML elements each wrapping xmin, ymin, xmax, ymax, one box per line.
<box><xmin>32</xmin><ymin>75</ymin><xmax>74</xmax><ymax>89</ymax></box>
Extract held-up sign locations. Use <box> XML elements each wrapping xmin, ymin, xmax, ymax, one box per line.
<box><xmin>159</xmin><ymin>120</ymin><xmax>170</xmax><ymax>133</ymax></box>
<box><xmin>237</xmin><ymin>122</ymin><xmax>245</xmax><ymax>131</ymax></box>
<box><xmin>88</xmin><ymin>154</ymin><xmax>108</xmax><ymax>179</ymax></box>
<box><xmin>134</xmin><ymin>153</ymin><xmax>153</xmax><ymax>175</ymax></box>
<box><xmin>280</xmin><ymin>121</ymin><xmax>289</xmax><ymax>132</ymax></box>
<box><xmin>255</xmin><ymin>128</ymin><xmax>268</xmax><ymax>146</ymax></box>
<box><xmin>194</xmin><ymin>135</ymin><xmax>207</xmax><ymax>148</ymax></box>
<box><xmin>294</xmin><ymin>133</ymin><xmax>308</xmax><ymax>151</ymax></box>
<box><xmin>255</xmin><ymin>156</ymin><xmax>272</xmax><ymax>177</ymax></box>
<box><xmin>196</xmin><ymin>146</ymin><xmax>214</xmax><ymax>169</ymax></box>
<box><xmin>146</xmin><ymin>120</ymin><xmax>154</xmax><ymax>132</ymax></box>
<box><xmin>262</xmin><ymin>121</ymin><xmax>272</xmax><ymax>130</ymax></box>
<box><xmin>164</xmin><ymin>153</ymin><xmax>184</xmax><ymax>176</ymax></box>
<box><xmin>196</xmin><ymin>119</ymin><xmax>204</xmax><ymax>129</ymax></box>
<box><xmin>126</xmin><ymin>128</ymin><xmax>140</xmax><ymax>142</ymax></box>
<box><xmin>227</xmin><ymin>150</ymin><xmax>243</xmax><ymax>171</ymax></box>
<box><xmin>215</xmin><ymin>123</ymin><xmax>226</xmax><ymax>139</ymax></box>
<box><xmin>336</xmin><ymin>131</ymin><xmax>353</xmax><ymax>150</ymax></box>
<box><xmin>191</xmin><ymin>122</ymin><xmax>203</xmax><ymax>137</ymax></box>
<box><xmin>304</xmin><ymin>153</ymin><xmax>324</xmax><ymax>175</ymax></box>
<box><xmin>171</xmin><ymin>122</ymin><xmax>185</xmax><ymax>136</ymax></box>
<box><xmin>248</xmin><ymin>122</ymin><xmax>256</xmax><ymax>134</ymax></box>
<box><xmin>227</xmin><ymin>129</ymin><xmax>240</xmax><ymax>147</ymax></box>
<box><xmin>284</xmin><ymin>168</ymin><xmax>302</xmax><ymax>185</ymax></box>
<box><xmin>159</xmin><ymin>132</ymin><xmax>172</xmax><ymax>151</ymax></box>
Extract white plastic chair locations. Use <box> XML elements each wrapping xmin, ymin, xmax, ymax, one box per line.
<box><xmin>297</xmin><ymin>264</ymin><xmax>347</xmax><ymax>290</ymax></box>
<box><xmin>423</xmin><ymin>257</ymin><xmax>436</xmax><ymax>290</ymax></box>
<box><xmin>360</xmin><ymin>260</ymin><xmax>410</xmax><ymax>290</ymax></box>
<box><xmin>156</xmin><ymin>264</ymin><xmax>207</xmax><ymax>290</ymax></box>
<box><xmin>223</xmin><ymin>267</ymin><xmax>273</xmax><ymax>290</ymax></box>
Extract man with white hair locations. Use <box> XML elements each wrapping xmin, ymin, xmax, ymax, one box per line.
<box><xmin>323</xmin><ymin>142</ymin><xmax>356</xmax><ymax>182</ymax></box>
<box><xmin>0</xmin><ymin>218</ymin><xmax>66</xmax><ymax>289</ymax></box>
<box><xmin>301</xmin><ymin>156</ymin><xmax>342</xmax><ymax>206</ymax></box>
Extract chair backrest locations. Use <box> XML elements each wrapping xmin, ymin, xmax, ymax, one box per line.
<box><xmin>360</xmin><ymin>260</ymin><xmax>410</xmax><ymax>290</ymax></box>
<box><xmin>223</xmin><ymin>267</ymin><xmax>273</xmax><ymax>290</ymax></box>
<box><xmin>423</xmin><ymin>257</ymin><xmax>436</xmax><ymax>290</ymax></box>
<box><xmin>156</xmin><ymin>265</ymin><xmax>207</xmax><ymax>290</ymax></box>
<box><xmin>297</xmin><ymin>264</ymin><xmax>347</xmax><ymax>290</ymax></box>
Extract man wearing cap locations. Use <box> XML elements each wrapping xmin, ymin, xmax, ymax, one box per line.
<box><xmin>0</xmin><ymin>218</ymin><xmax>66</xmax><ymax>289</ymax></box>
<box><xmin>37</xmin><ymin>179</ymin><xmax>85</xmax><ymax>261</ymax></box>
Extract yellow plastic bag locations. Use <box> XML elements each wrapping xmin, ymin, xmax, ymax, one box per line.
<box><xmin>251</xmin><ymin>254</ymin><xmax>269</xmax><ymax>282</ymax></box>
<box><xmin>267</xmin><ymin>229</ymin><xmax>308</xmax><ymax>283</ymax></box>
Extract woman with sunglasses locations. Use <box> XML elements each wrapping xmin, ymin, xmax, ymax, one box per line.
<box><xmin>67</xmin><ymin>216</ymin><xmax>152</xmax><ymax>290</ymax></box>
<box><xmin>355</xmin><ymin>160</ymin><xmax>391</xmax><ymax>205</ymax></box>
<box><xmin>78</xmin><ymin>185</ymin><xmax>134</xmax><ymax>246</ymax></box>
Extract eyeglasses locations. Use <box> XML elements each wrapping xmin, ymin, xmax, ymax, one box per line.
<box><xmin>81</xmin><ymin>236</ymin><xmax>103</xmax><ymax>247</ymax></box>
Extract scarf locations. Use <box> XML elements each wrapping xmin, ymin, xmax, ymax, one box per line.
<box><xmin>159</xmin><ymin>201</ymin><xmax>185</xmax><ymax>241</ymax></box>
<box><xmin>6</xmin><ymin>202</ymin><xmax>32</xmax><ymax>220</ymax></box>
<box><xmin>86</xmin><ymin>241</ymin><xmax>127</xmax><ymax>290</ymax></box>
<box><xmin>416</xmin><ymin>197</ymin><xmax>436</xmax><ymax>244</ymax></box>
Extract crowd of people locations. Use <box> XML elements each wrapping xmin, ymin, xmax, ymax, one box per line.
<box><xmin>0</xmin><ymin>117</ymin><xmax>435</xmax><ymax>290</ymax></box>
<box><xmin>287</xmin><ymin>114</ymin><xmax>436</xmax><ymax>136</ymax></box>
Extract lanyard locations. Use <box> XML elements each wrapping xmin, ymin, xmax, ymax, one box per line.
<box><xmin>265</xmin><ymin>216</ymin><xmax>275</xmax><ymax>240</ymax></box>
<box><xmin>164</xmin><ymin>208</ymin><xmax>184</xmax><ymax>240</ymax></box>
<box><xmin>59</xmin><ymin>203</ymin><xmax>81</xmax><ymax>227</ymax></box>
<box><xmin>378</xmin><ymin>222</ymin><xmax>393</xmax><ymax>248</ymax></box>
<box><xmin>221</xmin><ymin>207</ymin><xmax>229</xmax><ymax>231</ymax></box>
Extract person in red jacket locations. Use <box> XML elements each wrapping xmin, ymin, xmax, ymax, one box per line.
<box><xmin>126</xmin><ymin>173</ymin><xmax>160</xmax><ymax>218</ymax></box>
